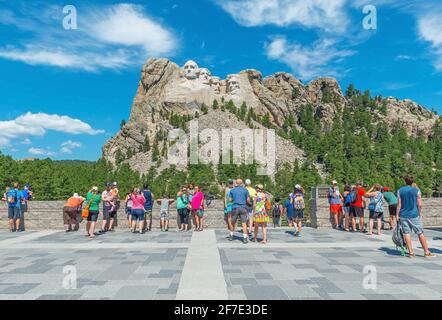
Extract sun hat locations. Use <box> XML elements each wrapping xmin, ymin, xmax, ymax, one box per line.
<box><xmin>332</xmin><ymin>180</ymin><xmax>338</xmax><ymax>185</ymax></box>
<box><xmin>256</xmin><ymin>184</ymin><xmax>264</xmax><ymax>190</ymax></box>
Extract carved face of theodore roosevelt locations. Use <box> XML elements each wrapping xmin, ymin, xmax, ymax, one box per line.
<box><xmin>210</xmin><ymin>76</ymin><xmax>221</xmax><ymax>94</ymax></box>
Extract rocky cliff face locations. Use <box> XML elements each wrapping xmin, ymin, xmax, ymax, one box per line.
<box><xmin>102</xmin><ymin>58</ymin><xmax>439</xmax><ymax>175</ymax></box>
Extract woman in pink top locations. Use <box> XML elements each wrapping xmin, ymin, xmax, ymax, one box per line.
<box><xmin>129</xmin><ymin>188</ymin><xmax>146</xmax><ymax>233</ymax></box>
<box><xmin>191</xmin><ymin>186</ymin><xmax>205</xmax><ymax>231</ymax></box>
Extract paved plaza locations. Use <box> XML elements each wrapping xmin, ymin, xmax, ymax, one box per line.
<box><xmin>0</xmin><ymin>227</ymin><xmax>441</xmax><ymax>300</ymax></box>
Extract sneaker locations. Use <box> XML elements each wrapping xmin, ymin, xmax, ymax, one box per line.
<box><xmin>165</xmin><ymin>229</ymin><xmax>169</xmax><ymax>232</ymax></box>
<box><xmin>242</xmin><ymin>238</ymin><xmax>248</xmax><ymax>244</ymax></box>
<box><xmin>227</xmin><ymin>235</ymin><xmax>233</xmax><ymax>241</ymax></box>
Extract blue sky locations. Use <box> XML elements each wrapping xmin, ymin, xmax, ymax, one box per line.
<box><xmin>1</xmin><ymin>0</ymin><xmax>442</xmax><ymax>161</ymax></box>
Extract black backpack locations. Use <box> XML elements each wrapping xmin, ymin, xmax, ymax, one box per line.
<box><xmin>272</xmin><ymin>204</ymin><xmax>281</xmax><ymax>216</ymax></box>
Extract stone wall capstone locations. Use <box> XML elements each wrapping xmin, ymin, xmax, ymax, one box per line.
<box><xmin>0</xmin><ymin>200</ymin><xmax>227</xmax><ymax>231</ymax></box>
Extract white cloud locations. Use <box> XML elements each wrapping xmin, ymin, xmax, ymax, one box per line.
<box><xmin>0</xmin><ymin>112</ymin><xmax>103</xmax><ymax>148</ymax></box>
<box><xmin>217</xmin><ymin>0</ymin><xmax>349</xmax><ymax>33</ymax></box>
<box><xmin>417</xmin><ymin>11</ymin><xmax>442</xmax><ymax>71</ymax></box>
<box><xmin>395</xmin><ymin>54</ymin><xmax>415</xmax><ymax>61</ymax></box>
<box><xmin>21</xmin><ymin>138</ymin><xmax>31</xmax><ymax>145</ymax></box>
<box><xmin>0</xmin><ymin>4</ymin><xmax>178</xmax><ymax>71</ymax></box>
<box><xmin>89</xmin><ymin>4</ymin><xmax>176</xmax><ymax>56</ymax></box>
<box><xmin>383</xmin><ymin>82</ymin><xmax>415</xmax><ymax>90</ymax></box>
<box><xmin>15</xmin><ymin>112</ymin><xmax>104</xmax><ymax>135</ymax></box>
<box><xmin>266</xmin><ymin>37</ymin><xmax>356</xmax><ymax>79</ymax></box>
<box><xmin>60</xmin><ymin>140</ymin><xmax>82</xmax><ymax>154</ymax></box>
<box><xmin>28</xmin><ymin>147</ymin><xmax>56</xmax><ymax>157</ymax></box>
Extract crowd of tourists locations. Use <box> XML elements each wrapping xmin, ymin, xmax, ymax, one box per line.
<box><xmin>326</xmin><ymin>176</ymin><xmax>434</xmax><ymax>257</ymax></box>
<box><xmin>1</xmin><ymin>175</ymin><xmax>435</xmax><ymax>257</ymax></box>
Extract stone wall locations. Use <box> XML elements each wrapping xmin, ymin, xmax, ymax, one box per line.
<box><xmin>310</xmin><ymin>197</ymin><xmax>442</xmax><ymax>228</ymax></box>
<box><xmin>0</xmin><ymin>200</ymin><xmax>228</xmax><ymax>231</ymax></box>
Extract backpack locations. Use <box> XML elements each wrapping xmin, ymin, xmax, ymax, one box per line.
<box><xmin>265</xmin><ymin>199</ymin><xmax>272</xmax><ymax>212</ymax></box>
<box><xmin>344</xmin><ymin>193</ymin><xmax>352</xmax><ymax>206</ymax></box>
<box><xmin>143</xmin><ymin>190</ymin><xmax>153</xmax><ymax>208</ymax></box>
<box><xmin>7</xmin><ymin>190</ymin><xmax>17</xmax><ymax>204</ymax></box>
<box><xmin>349</xmin><ymin>188</ymin><xmax>358</xmax><ymax>204</ymax></box>
<box><xmin>272</xmin><ymin>204</ymin><xmax>281</xmax><ymax>216</ymax></box>
<box><xmin>392</xmin><ymin>222</ymin><xmax>408</xmax><ymax>256</ymax></box>
<box><xmin>293</xmin><ymin>196</ymin><xmax>305</xmax><ymax>210</ymax></box>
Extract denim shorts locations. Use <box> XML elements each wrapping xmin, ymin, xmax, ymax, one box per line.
<box><xmin>87</xmin><ymin>210</ymin><xmax>99</xmax><ymax>222</ymax></box>
<box><xmin>293</xmin><ymin>209</ymin><xmax>304</xmax><ymax>219</ymax></box>
<box><xmin>369</xmin><ymin>210</ymin><xmax>383</xmax><ymax>220</ymax></box>
<box><xmin>131</xmin><ymin>209</ymin><xmax>145</xmax><ymax>221</ymax></box>
<box><xmin>8</xmin><ymin>206</ymin><xmax>21</xmax><ymax>219</ymax></box>
<box><xmin>400</xmin><ymin>216</ymin><xmax>424</xmax><ymax>235</ymax></box>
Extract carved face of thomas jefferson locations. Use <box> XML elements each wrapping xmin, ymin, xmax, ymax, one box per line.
<box><xmin>198</xmin><ymin>68</ymin><xmax>212</xmax><ymax>84</ymax></box>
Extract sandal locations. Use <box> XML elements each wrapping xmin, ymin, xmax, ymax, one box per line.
<box><xmin>408</xmin><ymin>252</ymin><xmax>415</xmax><ymax>258</ymax></box>
<box><xmin>424</xmin><ymin>252</ymin><xmax>435</xmax><ymax>258</ymax></box>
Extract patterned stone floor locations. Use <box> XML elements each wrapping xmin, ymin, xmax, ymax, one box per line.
<box><xmin>0</xmin><ymin>227</ymin><xmax>441</xmax><ymax>300</ymax></box>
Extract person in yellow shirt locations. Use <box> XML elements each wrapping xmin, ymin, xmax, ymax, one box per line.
<box><xmin>245</xmin><ymin>179</ymin><xmax>257</xmax><ymax>238</ymax></box>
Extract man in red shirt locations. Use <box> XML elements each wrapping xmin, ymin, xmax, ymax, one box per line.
<box><xmin>349</xmin><ymin>181</ymin><xmax>366</xmax><ymax>232</ymax></box>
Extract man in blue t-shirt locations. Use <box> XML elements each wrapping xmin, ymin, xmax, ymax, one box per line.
<box><xmin>396</xmin><ymin>176</ymin><xmax>434</xmax><ymax>258</ymax></box>
<box><xmin>227</xmin><ymin>179</ymin><xmax>250</xmax><ymax>244</ymax></box>
<box><xmin>6</xmin><ymin>183</ymin><xmax>24</xmax><ymax>232</ymax></box>
<box><xmin>284</xmin><ymin>198</ymin><xmax>295</xmax><ymax>227</ymax></box>
<box><xmin>143</xmin><ymin>185</ymin><xmax>155</xmax><ymax>231</ymax></box>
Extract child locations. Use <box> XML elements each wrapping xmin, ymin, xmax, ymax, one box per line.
<box><xmin>157</xmin><ymin>195</ymin><xmax>175</xmax><ymax>231</ymax></box>
<box><xmin>125</xmin><ymin>192</ymin><xmax>133</xmax><ymax>228</ymax></box>
<box><xmin>109</xmin><ymin>182</ymin><xmax>120</xmax><ymax>213</ymax></box>
<box><xmin>272</xmin><ymin>197</ymin><xmax>283</xmax><ymax>228</ymax></box>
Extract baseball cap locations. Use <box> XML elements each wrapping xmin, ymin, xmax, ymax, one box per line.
<box><xmin>245</xmin><ymin>179</ymin><xmax>251</xmax><ymax>185</ymax></box>
<box><xmin>228</xmin><ymin>179</ymin><xmax>234</xmax><ymax>184</ymax></box>
<box><xmin>383</xmin><ymin>186</ymin><xmax>390</xmax><ymax>192</ymax></box>
<box><xmin>295</xmin><ymin>184</ymin><xmax>301</xmax><ymax>189</ymax></box>
<box><xmin>112</xmin><ymin>182</ymin><xmax>118</xmax><ymax>186</ymax></box>
<box><xmin>73</xmin><ymin>193</ymin><xmax>79</xmax><ymax>198</ymax></box>
<box><xmin>92</xmin><ymin>186</ymin><xmax>98</xmax><ymax>191</ymax></box>
<box><xmin>332</xmin><ymin>180</ymin><xmax>337</xmax><ymax>185</ymax></box>
<box><xmin>106</xmin><ymin>182</ymin><xmax>112</xmax><ymax>187</ymax></box>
